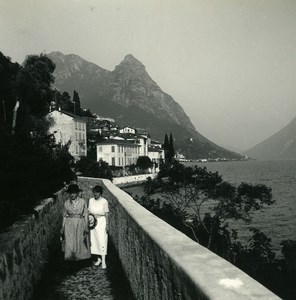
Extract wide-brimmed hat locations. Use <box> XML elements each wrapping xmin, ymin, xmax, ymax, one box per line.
<box><xmin>88</xmin><ymin>213</ymin><xmax>97</xmax><ymax>230</ymax></box>
<box><xmin>66</xmin><ymin>184</ymin><xmax>81</xmax><ymax>194</ymax></box>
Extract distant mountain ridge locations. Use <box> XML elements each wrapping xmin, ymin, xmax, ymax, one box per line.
<box><xmin>245</xmin><ymin>117</ymin><xmax>296</xmax><ymax>159</ymax></box>
<box><xmin>48</xmin><ymin>51</ymin><xmax>241</xmax><ymax>159</ymax></box>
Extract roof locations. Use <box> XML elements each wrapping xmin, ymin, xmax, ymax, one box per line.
<box><xmin>97</xmin><ymin>139</ymin><xmax>140</xmax><ymax>147</ymax></box>
<box><xmin>148</xmin><ymin>147</ymin><xmax>163</xmax><ymax>152</ymax></box>
<box><xmin>48</xmin><ymin>109</ymin><xmax>86</xmax><ymax>122</ymax></box>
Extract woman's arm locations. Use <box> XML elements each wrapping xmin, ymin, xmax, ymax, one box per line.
<box><xmin>61</xmin><ymin>204</ymin><xmax>66</xmax><ymax>236</ymax></box>
<box><xmin>105</xmin><ymin>212</ymin><xmax>109</xmax><ymax>233</ymax></box>
<box><xmin>83</xmin><ymin>200</ymin><xmax>89</xmax><ymax>233</ymax></box>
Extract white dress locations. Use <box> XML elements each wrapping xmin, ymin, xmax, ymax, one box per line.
<box><xmin>88</xmin><ymin>197</ymin><xmax>109</xmax><ymax>255</ymax></box>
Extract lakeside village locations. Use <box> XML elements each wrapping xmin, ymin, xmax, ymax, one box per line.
<box><xmin>47</xmin><ymin>103</ymin><xmax>165</xmax><ymax>175</ymax></box>
<box><xmin>47</xmin><ymin>102</ymin><xmax>249</xmax><ymax>175</ymax></box>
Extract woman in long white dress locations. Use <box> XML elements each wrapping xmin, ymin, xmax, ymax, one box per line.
<box><xmin>88</xmin><ymin>185</ymin><xmax>109</xmax><ymax>269</ymax></box>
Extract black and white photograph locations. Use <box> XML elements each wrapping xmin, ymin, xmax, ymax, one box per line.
<box><xmin>0</xmin><ymin>0</ymin><xmax>295</xmax><ymax>299</ymax></box>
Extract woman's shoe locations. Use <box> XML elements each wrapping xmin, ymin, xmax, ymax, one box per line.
<box><xmin>94</xmin><ymin>258</ymin><xmax>101</xmax><ymax>266</ymax></box>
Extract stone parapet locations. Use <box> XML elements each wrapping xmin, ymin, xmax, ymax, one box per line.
<box><xmin>79</xmin><ymin>176</ymin><xmax>280</xmax><ymax>300</ymax></box>
<box><xmin>0</xmin><ymin>193</ymin><xmax>64</xmax><ymax>300</ymax></box>
<box><xmin>112</xmin><ymin>173</ymin><xmax>157</xmax><ymax>187</ymax></box>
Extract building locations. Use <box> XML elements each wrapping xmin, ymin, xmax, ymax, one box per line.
<box><xmin>119</xmin><ymin>126</ymin><xmax>136</xmax><ymax>135</ymax></box>
<box><xmin>147</xmin><ymin>147</ymin><xmax>164</xmax><ymax>173</ymax></box>
<box><xmin>96</xmin><ymin>140</ymin><xmax>140</xmax><ymax>167</ymax></box>
<box><xmin>47</xmin><ymin>109</ymin><xmax>87</xmax><ymax>160</ymax></box>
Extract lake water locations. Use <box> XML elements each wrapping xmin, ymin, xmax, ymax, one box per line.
<box><xmin>124</xmin><ymin>160</ymin><xmax>296</xmax><ymax>255</ymax></box>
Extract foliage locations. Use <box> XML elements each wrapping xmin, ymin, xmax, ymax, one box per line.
<box><xmin>147</xmin><ymin>160</ymin><xmax>274</xmax><ymax>251</ymax></box>
<box><xmin>136</xmin><ymin>156</ymin><xmax>153</xmax><ymax>170</ymax></box>
<box><xmin>53</xmin><ymin>90</ymin><xmax>74</xmax><ymax>113</ymax></box>
<box><xmin>0</xmin><ymin>130</ymin><xmax>75</xmax><ymax>229</ymax></box>
<box><xmin>73</xmin><ymin>90</ymin><xmax>81</xmax><ymax>116</ymax></box>
<box><xmin>280</xmin><ymin>240</ymin><xmax>296</xmax><ymax>291</ymax></box>
<box><xmin>0</xmin><ymin>52</ymin><xmax>20</xmax><ymax>133</ymax></box>
<box><xmin>16</xmin><ymin>54</ymin><xmax>55</xmax><ymax>117</ymax></box>
<box><xmin>162</xmin><ymin>133</ymin><xmax>175</xmax><ymax>163</ymax></box>
<box><xmin>0</xmin><ymin>52</ymin><xmax>75</xmax><ymax>230</ymax></box>
<box><xmin>76</xmin><ymin>158</ymin><xmax>113</xmax><ymax>181</ymax></box>
<box><xmin>169</xmin><ymin>133</ymin><xmax>175</xmax><ymax>159</ymax></box>
<box><xmin>140</xmin><ymin>161</ymin><xmax>296</xmax><ymax>298</ymax></box>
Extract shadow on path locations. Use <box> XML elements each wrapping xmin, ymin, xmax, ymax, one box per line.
<box><xmin>33</xmin><ymin>242</ymin><xmax>135</xmax><ymax>300</ymax></box>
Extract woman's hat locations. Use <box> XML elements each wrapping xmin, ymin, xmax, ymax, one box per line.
<box><xmin>88</xmin><ymin>213</ymin><xmax>97</xmax><ymax>230</ymax></box>
<box><xmin>66</xmin><ymin>184</ymin><xmax>81</xmax><ymax>194</ymax></box>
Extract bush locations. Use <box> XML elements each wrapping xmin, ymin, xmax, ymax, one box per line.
<box><xmin>0</xmin><ymin>131</ymin><xmax>75</xmax><ymax>230</ymax></box>
<box><xmin>136</xmin><ymin>156</ymin><xmax>152</xmax><ymax>170</ymax></box>
<box><xmin>76</xmin><ymin>158</ymin><xmax>113</xmax><ymax>181</ymax></box>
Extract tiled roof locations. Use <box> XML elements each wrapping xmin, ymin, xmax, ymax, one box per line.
<box><xmin>96</xmin><ymin>139</ymin><xmax>140</xmax><ymax>147</ymax></box>
<box><xmin>49</xmin><ymin>109</ymin><xmax>86</xmax><ymax>122</ymax></box>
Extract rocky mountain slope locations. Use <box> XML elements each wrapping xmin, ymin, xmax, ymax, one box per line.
<box><xmin>48</xmin><ymin>51</ymin><xmax>241</xmax><ymax>159</ymax></box>
<box><xmin>245</xmin><ymin>117</ymin><xmax>296</xmax><ymax>160</ymax></box>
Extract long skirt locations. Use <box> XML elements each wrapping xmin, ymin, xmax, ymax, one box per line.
<box><xmin>64</xmin><ymin>217</ymin><xmax>91</xmax><ymax>261</ymax></box>
<box><xmin>90</xmin><ymin>216</ymin><xmax>108</xmax><ymax>255</ymax></box>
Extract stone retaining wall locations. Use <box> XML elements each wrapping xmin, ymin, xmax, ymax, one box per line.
<box><xmin>0</xmin><ymin>192</ymin><xmax>64</xmax><ymax>300</ymax></box>
<box><xmin>112</xmin><ymin>173</ymin><xmax>157</xmax><ymax>187</ymax></box>
<box><xmin>79</xmin><ymin>177</ymin><xmax>280</xmax><ymax>300</ymax></box>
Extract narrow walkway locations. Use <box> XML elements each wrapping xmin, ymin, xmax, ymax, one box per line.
<box><xmin>33</xmin><ymin>243</ymin><xmax>135</xmax><ymax>300</ymax></box>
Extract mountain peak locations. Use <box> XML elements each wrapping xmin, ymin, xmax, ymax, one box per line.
<box><xmin>123</xmin><ymin>54</ymin><xmax>142</xmax><ymax>64</ymax></box>
<box><xmin>116</xmin><ymin>54</ymin><xmax>145</xmax><ymax>72</ymax></box>
<box><xmin>50</xmin><ymin>51</ymin><xmax>242</xmax><ymax>159</ymax></box>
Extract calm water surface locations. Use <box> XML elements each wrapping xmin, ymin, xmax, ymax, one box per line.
<box><xmin>125</xmin><ymin>160</ymin><xmax>296</xmax><ymax>255</ymax></box>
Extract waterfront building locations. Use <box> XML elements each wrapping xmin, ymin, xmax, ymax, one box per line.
<box><xmin>96</xmin><ymin>139</ymin><xmax>140</xmax><ymax>167</ymax></box>
<box><xmin>147</xmin><ymin>146</ymin><xmax>165</xmax><ymax>172</ymax></box>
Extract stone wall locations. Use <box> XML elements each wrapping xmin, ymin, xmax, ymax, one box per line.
<box><xmin>79</xmin><ymin>177</ymin><xmax>280</xmax><ymax>300</ymax></box>
<box><xmin>112</xmin><ymin>173</ymin><xmax>157</xmax><ymax>187</ymax></box>
<box><xmin>0</xmin><ymin>192</ymin><xmax>64</xmax><ymax>300</ymax></box>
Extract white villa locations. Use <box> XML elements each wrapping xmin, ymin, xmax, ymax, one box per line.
<box><xmin>47</xmin><ymin>109</ymin><xmax>87</xmax><ymax>161</ymax></box>
<box><xmin>96</xmin><ymin>140</ymin><xmax>140</xmax><ymax>167</ymax></box>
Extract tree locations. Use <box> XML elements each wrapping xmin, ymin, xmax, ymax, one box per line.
<box><xmin>169</xmin><ymin>133</ymin><xmax>175</xmax><ymax>161</ymax></box>
<box><xmin>16</xmin><ymin>54</ymin><xmax>55</xmax><ymax>117</ymax></box>
<box><xmin>162</xmin><ymin>133</ymin><xmax>169</xmax><ymax>162</ymax></box>
<box><xmin>136</xmin><ymin>156</ymin><xmax>153</xmax><ymax>170</ymax></box>
<box><xmin>0</xmin><ymin>53</ymin><xmax>75</xmax><ymax>230</ymax></box>
<box><xmin>145</xmin><ymin>161</ymin><xmax>274</xmax><ymax>254</ymax></box>
<box><xmin>0</xmin><ymin>52</ymin><xmax>20</xmax><ymax>133</ymax></box>
<box><xmin>73</xmin><ymin>90</ymin><xmax>81</xmax><ymax>116</ymax></box>
<box><xmin>11</xmin><ymin>54</ymin><xmax>56</xmax><ymax>137</ymax></box>
<box><xmin>53</xmin><ymin>90</ymin><xmax>73</xmax><ymax>113</ymax></box>
<box><xmin>76</xmin><ymin>158</ymin><xmax>113</xmax><ymax>181</ymax></box>
<box><xmin>139</xmin><ymin>161</ymin><xmax>296</xmax><ymax>297</ymax></box>
<box><xmin>162</xmin><ymin>133</ymin><xmax>175</xmax><ymax>164</ymax></box>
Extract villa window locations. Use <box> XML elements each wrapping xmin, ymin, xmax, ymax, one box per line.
<box><xmin>111</xmin><ymin>146</ymin><xmax>115</xmax><ymax>152</ymax></box>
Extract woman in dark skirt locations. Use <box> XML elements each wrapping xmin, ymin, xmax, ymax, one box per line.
<box><xmin>60</xmin><ymin>184</ymin><xmax>91</xmax><ymax>261</ymax></box>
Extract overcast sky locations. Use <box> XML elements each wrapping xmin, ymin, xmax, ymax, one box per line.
<box><xmin>1</xmin><ymin>0</ymin><xmax>296</xmax><ymax>151</ymax></box>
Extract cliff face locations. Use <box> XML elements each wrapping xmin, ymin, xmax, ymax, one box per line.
<box><xmin>245</xmin><ymin>117</ymin><xmax>296</xmax><ymax>160</ymax></box>
<box><xmin>48</xmin><ymin>51</ymin><xmax>241</xmax><ymax>159</ymax></box>
<box><xmin>105</xmin><ymin>54</ymin><xmax>196</xmax><ymax>132</ymax></box>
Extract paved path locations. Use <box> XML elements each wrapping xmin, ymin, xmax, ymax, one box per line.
<box><xmin>33</xmin><ymin>245</ymin><xmax>134</xmax><ymax>300</ymax></box>
<box><xmin>51</xmin><ymin>264</ymin><xmax>114</xmax><ymax>299</ymax></box>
